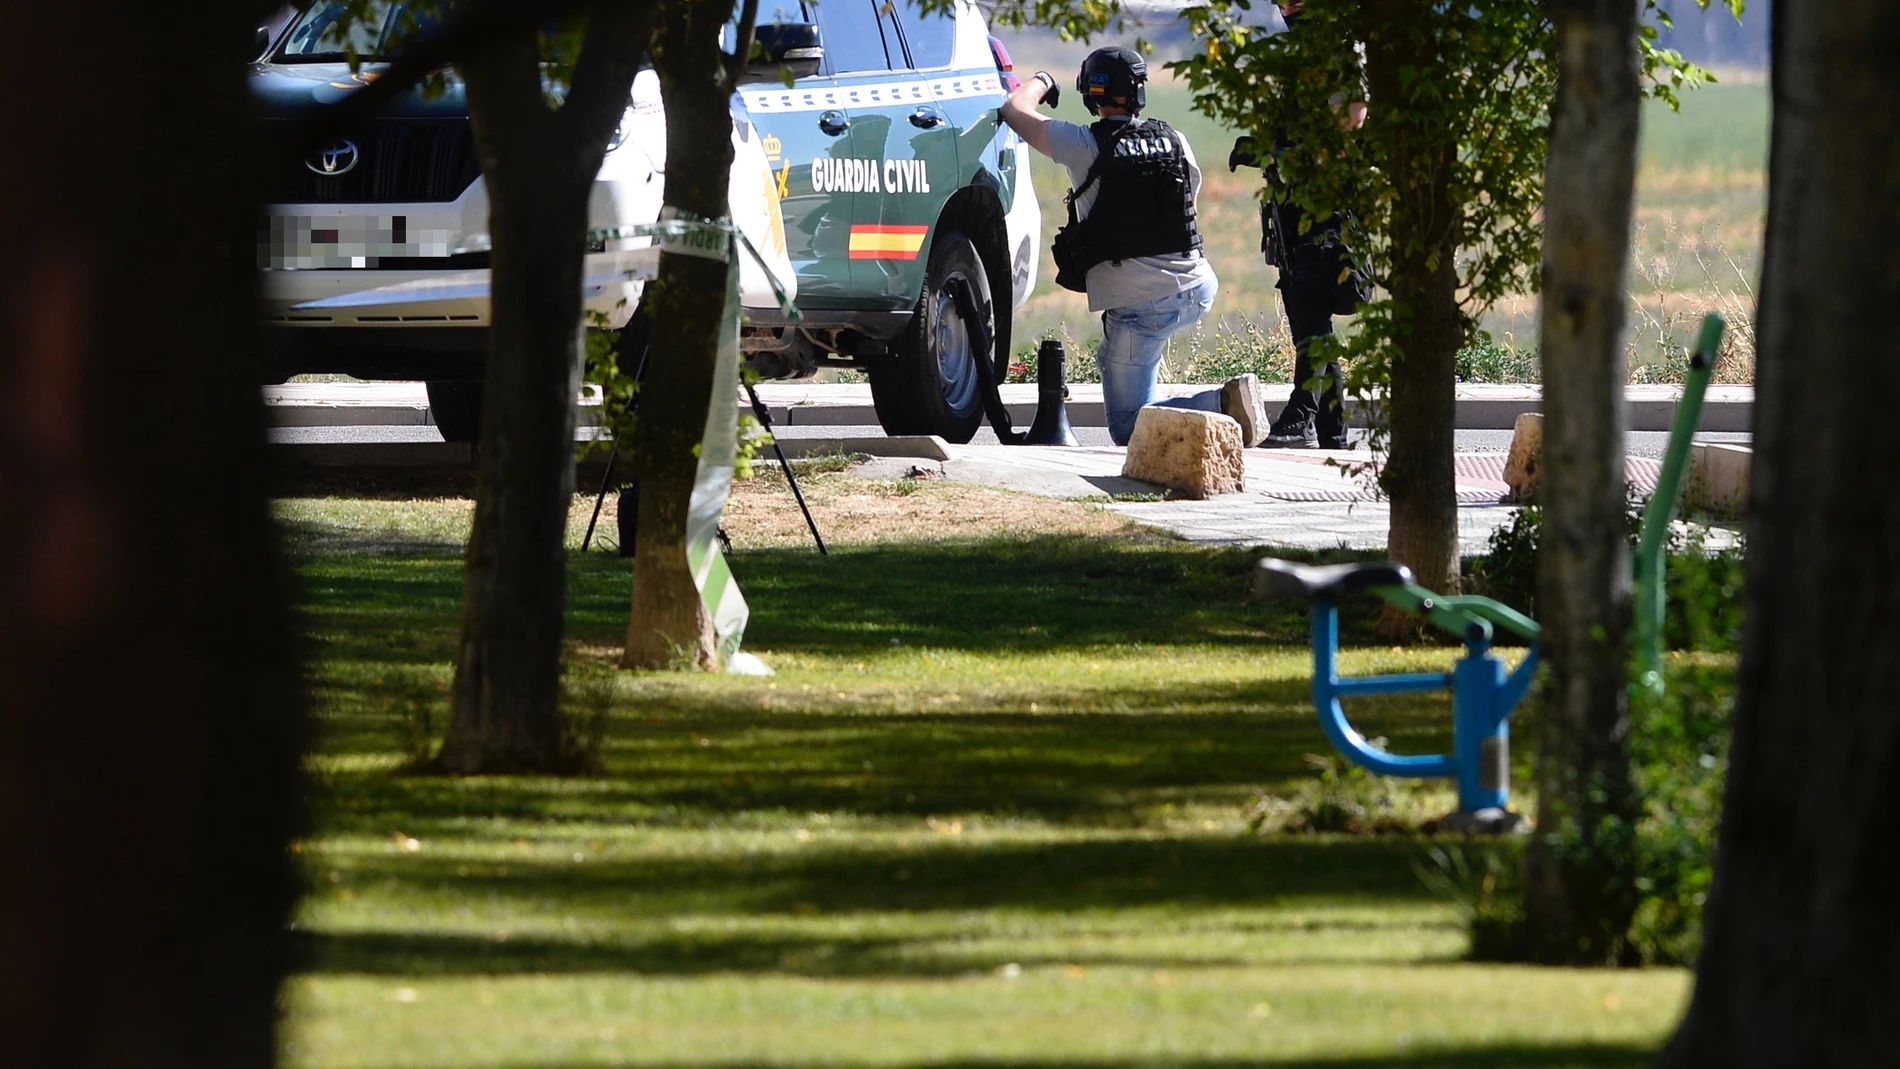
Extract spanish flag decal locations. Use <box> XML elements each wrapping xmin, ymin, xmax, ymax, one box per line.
<box><xmin>848</xmin><ymin>225</ymin><xmax>929</xmax><ymax>260</ymax></box>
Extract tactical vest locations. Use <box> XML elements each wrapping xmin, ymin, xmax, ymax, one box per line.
<box><xmin>1070</xmin><ymin>118</ymin><xmax>1202</xmax><ymax>272</ymax></box>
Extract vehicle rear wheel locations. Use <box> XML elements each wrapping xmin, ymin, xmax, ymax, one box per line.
<box><xmin>869</xmin><ymin>230</ymin><xmax>992</xmax><ymax>444</ymax></box>
<box><xmin>426</xmin><ymin>380</ymin><xmax>484</xmax><ymax>443</ymax></box>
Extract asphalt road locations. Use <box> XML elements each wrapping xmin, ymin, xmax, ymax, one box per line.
<box><xmin>268</xmin><ymin>423</ymin><xmax>1752</xmax><ymax>458</ymax></box>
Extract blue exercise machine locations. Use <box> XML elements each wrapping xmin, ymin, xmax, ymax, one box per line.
<box><xmin>1256</xmin><ymin>315</ymin><xmax>1727</xmax><ymax>829</ymax></box>
<box><xmin>1255</xmin><ymin>560</ymin><xmax>1542</xmax><ymax>828</ymax></box>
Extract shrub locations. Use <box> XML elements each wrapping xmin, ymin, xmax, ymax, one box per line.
<box><xmin>1011</xmin><ymin>317</ymin><xmax>1298</xmax><ymax>387</ymax></box>
<box><xmin>1164</xmin><ymin>319</ymin><xmax>1296</xmax><ymax>385</ymax></box>
<box><xmin>1455</xmin><ymin>334</ymin><xmax>1539</xmax><ymax>383</ymax></box>
<box><xmin>1008</xmin><ymin>327</ymin><xmax>1102</xmax><ymax>384</ymax></box>
<box><xmin>1467</xmin><ymin>500</ymin><xmax>1744</xmax><ymax>652</ymax></box>
<box><xmin>1465</xmin><ymin>503</ymin><xmax>1544</xmax><ymax>620</ymax></box>
<box><xmin>1626</xmin><ymin>659</ymin><xmax>1730</xmax><ymax>964</ymax></box>
<box><xmin>1454</xmin><ymin>502</ymin><xmax>1740</xmax><ymax>965</ymax></box>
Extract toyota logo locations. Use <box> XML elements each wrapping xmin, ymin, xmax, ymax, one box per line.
<box><xmin>306</xmin><ymin>139</ymin><xmax>360</xmax><ymax>177</ymax></box>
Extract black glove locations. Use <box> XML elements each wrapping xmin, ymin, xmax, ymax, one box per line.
<box><xmin>1033</xmin><ymin>71</ymin><xmax>1061</xmax><ymax>108</ymax></box>
<box><xmin>1229</xmin><ymin>135</ymin><xmax>1262</xmax><ymax>171</ymax></box>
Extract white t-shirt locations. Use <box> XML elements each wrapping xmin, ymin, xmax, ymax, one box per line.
<box><xmin>1047</xmin><ymin>116</ymin><xmax>1218</xmax><ymax>312</ymax></box>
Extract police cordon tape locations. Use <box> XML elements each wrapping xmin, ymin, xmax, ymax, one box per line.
<box><xmin>577</xmin><ymin>210</ymin><xmax>790</xmax><ymax>672</ymax></box>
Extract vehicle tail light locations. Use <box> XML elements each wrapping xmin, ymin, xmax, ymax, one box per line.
<box><xmin>989</xmin><ymin>36</ymin><xmax>1021</xmax><ymax>92</ymax></box>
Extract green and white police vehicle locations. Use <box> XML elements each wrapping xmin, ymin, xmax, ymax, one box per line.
<box><xmin>736</xmin><ymin>1</ymin><xmax>1041</xmax><ymax>442</ymax></box>
<box><xmin>255</xmin><ymin>0</ymin><xmax>1038</xmax><ymax>444</ymax></box>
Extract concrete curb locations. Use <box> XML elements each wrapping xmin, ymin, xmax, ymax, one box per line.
<box><xmin>773</xmin><ymin>435</ymin><xmax>954</xmax><ymax>461</ymax></box>
<box><xmin>263</xmin><ymin>382</ymin><xmax>1754</xmax><ymax>433</ymax></box>
<box><xmin>1686</xmin><ymin>442</ymin><xmax>1751</xmax><ymax>517</ymax></box>
<box><xmin>265</xmin><ymin>435</ymin><xmax>954</xmax><ymax>475</ymax></box>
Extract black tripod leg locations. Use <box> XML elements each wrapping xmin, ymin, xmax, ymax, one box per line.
<box><xmin>581</xmin><ymin>447</ymin><xmax>618</xmax><ymax>552</ymax></box>
<box><xmin>773</xmin><ymin>432</ymin><xmax>827</xmax><ymax>556</ymax></box>
<box><xmin>745</xmin><ymin>382</ymin><xmax>827</xmax><ymax>556</ymax></box>
<box><xmin>584</xmin><ymin>322</ymin><xmax>653</xmax><ymax>554</ymax></box>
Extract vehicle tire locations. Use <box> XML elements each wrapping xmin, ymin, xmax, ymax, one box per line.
<box><xmin>426</xmin><ymin>380</ymin><xmax>484</xmax><ymax>443</ymax></box>
<box><xmin>869</xmin><ymin>230</ymin><xmax>992</xmax><ymax>444</ymax></box>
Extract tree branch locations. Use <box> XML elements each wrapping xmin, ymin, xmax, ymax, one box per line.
<box><xmin>291</xmin><ymin>0</ymin><xmax>590</xmax><ymax>157</ymax></box>
<box><xmin>458</xmin><ymin>6</ymin><xmax>557</xmax><ymax>181</ymax></box>
<box><xmin>721</xmin><ymin>0</ymin><xmax>762</xmax><ymax>95</ymax></box>
<box><xmin>558</xmin><ymin>0</ymin><xmax>662</xmax><ymax>157</ymax></box>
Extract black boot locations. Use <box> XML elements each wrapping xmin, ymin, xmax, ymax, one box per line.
<box><xmin>1263</xmin><ymin>415</ymin><xmax>1318</xmax><ymax>448</ymax></box>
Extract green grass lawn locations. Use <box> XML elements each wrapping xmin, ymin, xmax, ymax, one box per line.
<box><xmin>284</xmin><ymin>490</ymin><xmax>1690</xmax><ymax>1068</ymax></box>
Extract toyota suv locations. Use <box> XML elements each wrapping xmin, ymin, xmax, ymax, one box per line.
<box><xmin>255</xmin><ymin>0</ymin><xmax>1036</xmax><ymax>444</ymax></box>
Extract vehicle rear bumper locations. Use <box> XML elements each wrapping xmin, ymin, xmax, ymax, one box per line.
<box><xmin>264</xmin><ymin>325</ymin><xmax>488</xmax><ymax>382</ymax></box>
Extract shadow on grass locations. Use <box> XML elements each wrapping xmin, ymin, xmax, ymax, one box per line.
<box><xmin>298</xmin><ymin>835</ymin><xmax>1463</xmax><ymax>980</ymax></box>
<box><xmin>314</xmin><ymin>696</ymin><xmax>1456</xmax><ymax>829</ymax></box>
<box><xmin>307</xmin><ymin>837</ymin><xmax>1440</xmax><ymax>934</ymax></box>
<box><xmin>333</xmin><ymin>1047</ymin><xmax>1655</xmax><ymax>1069</ymax></box>
<box><xmin>296</xmin><ymin>530</ymin><xmax>1480</xmax><ymax>986</ymax></box>
<box><xmin>297</xmin><ymin>534</ymin><xmax>1398</xmax><ymax>665</ymax></box>
<box><xmin>720</xmin><ymin>537</ymin><xmax>1308</xmax><ymax>653</ymax></box>
<box><xmin>970</xmin><ymin>1054</ymin><xmax>1655</xmax><ymax>1069</ymax></box>
<box><xmin>298</xmin><ymin>907</ymin><xmax>1440</xmax><ymax>979</ymax></box>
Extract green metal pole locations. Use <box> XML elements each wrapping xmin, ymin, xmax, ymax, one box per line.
<box><xmin>1632</xmin><ymin>313</ymin><xmax>1725</xmax><ymax>695</ymax></box>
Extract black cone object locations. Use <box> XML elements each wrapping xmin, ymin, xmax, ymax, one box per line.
<box><xmin>1021</xmin><ymin>339</ymin><xmax>1079</xmax><ymax>446</ymax></box>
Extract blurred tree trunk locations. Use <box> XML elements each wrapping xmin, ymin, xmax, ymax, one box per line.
<box><xmin>1520</xmin><ymin>0</ymin><xmax>1643</xmax><ymax>964</ymax></box>
<box><xmin>1365</xmin><ymin>0</ymin><xmax>1465</xmax><ymax>616</ymax></box>
<box><xmin>1660</xmin><ymin>0</ymin><xmax>1900</xmax><ymax>1059</ymax></box>
<box><xmin>439</xmin><ymin>3</ymin><xmax>653</xmax><ymax>771</ymax></box>
<box><xmin>623</xmin><ymin>0</ymin><xmax>757</xmax><ymax>669</ymax></box>
<box><xmin>0</xmin><ymin>2</ymin><xmax>303</xmax><ymax>1064</ymax></box>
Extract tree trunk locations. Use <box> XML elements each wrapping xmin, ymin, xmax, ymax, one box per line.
<box><xmin>0</xmin><ymin>4</ymin><xmax>302</xmax><ymax>1064</ymax></box>
<box><xmin>441</xmin><ymin>33</ymin><xmax>589</xmax><ymax>772</ymax></box>
<box><xmin>624</xmin><ymin>0</ymin><xmax>745</xmax><ymax>670</ymax></box>
<box><xmin>440</xmin><ymin>3</ymin><xmax>655</xmax><ymax>771</ymax></box>
<box><xmin>1520</xmin><ymin>0</ymin><xmax>1644</xmax><ymax>965</ymax></box>
<box><xmin>1380</xmin><ymin>246</ymin><xmax>1464</xmax><ymax>600</ymax></box>
<box><xmin>1660</xmin><ymin>1</ymin><xmax>1900</xmax><ymax>1058</ymax></box>
<box><xmin>1364</xmin><ymin>0</ymin><xmax>1464</xmax><ymax>612</ymax></box>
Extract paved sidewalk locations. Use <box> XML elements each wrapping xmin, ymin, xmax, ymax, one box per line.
<box><xmin>259</xmin><ymin>383</ymin><xmax>1737</xmax><ymax>555</ymax></box>
<box><xmin>751</xmin><ymin>382</ymin><xmax>1753</xmax><ymax>433</ymax></box>
<box><xmin>263</xmin><ymin>381</ymin><xmax>1756</xmax><ymax>433</ymax></box>
<box><xmin>860</xmin><ymin>441</ymin><xmax>1671</xmax><ymax>554</ymax></box>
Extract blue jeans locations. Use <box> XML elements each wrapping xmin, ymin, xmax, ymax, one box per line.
<box><xmin>1097</xmin><ymin>278</ymin><xmax>1221</xmax><ymax>445</ymax></box>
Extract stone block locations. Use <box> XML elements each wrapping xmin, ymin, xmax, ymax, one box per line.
<box><xmin>1686</xmin><ymin>442</ymin><xmax>1751</xmax><ymax>518</ymax></box>
<box><xmin>1503</xmin><ymin>412</ymin><xmax>1542</xmax><ymax>503</ymax></box>
<box><xmin>1120</xmin><ymin>407</ymin><xmax>1246</xmax><ymax>498</ymax></box>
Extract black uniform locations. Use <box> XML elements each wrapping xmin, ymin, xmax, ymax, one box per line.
<box><xmin>1244</xmin><ymin>11</ymin><xmax>1364</xmax><ymax>449</ymax></box>
<box><xmin>1265</xmin><ymin>195</ymin><xmax>1355</xmax><ymax>446</ymax></box>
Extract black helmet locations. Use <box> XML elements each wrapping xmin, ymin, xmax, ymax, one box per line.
<box><xmin>1076</xmin><ymin>46</ymin><xmax>1146</xmax><ymax>116</ymax></box>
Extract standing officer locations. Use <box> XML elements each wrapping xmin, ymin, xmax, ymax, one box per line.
<box><xmin>1000</xmin><ymin>47</ymin><xmax>1269</xmax><ymax>447</ymax></box>
<box><xmin>1236</xmin><ymin>0</ymin><xmax>1367</xmax><ymax>450</ymax></box>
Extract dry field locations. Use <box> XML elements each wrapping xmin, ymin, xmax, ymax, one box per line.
<box><xmin>275</xmin><ymin>463</ymin><xmax>1144</xmax><ymax>557</ymax></box>
<box><xmin>717</xmin><ymin>462</ymin><xmax>1142</xmax><ymax>551</ymax></box>
<box><xmin>1007</xmin><ymin>72</ymin><xmax>1768</xmax><ymax>384</ymax></box>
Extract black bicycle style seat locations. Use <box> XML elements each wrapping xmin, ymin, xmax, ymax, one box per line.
<box><xmin>1253</xmin><ymin>559</ymin><xmax>1415</xmax><ymax>601</ymax></box>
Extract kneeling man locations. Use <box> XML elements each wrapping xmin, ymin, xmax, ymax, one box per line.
<box><xmin>1000</xmin><ymin>46</ymin><xmax>1267</xmax><ymax>446</ymax></box>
